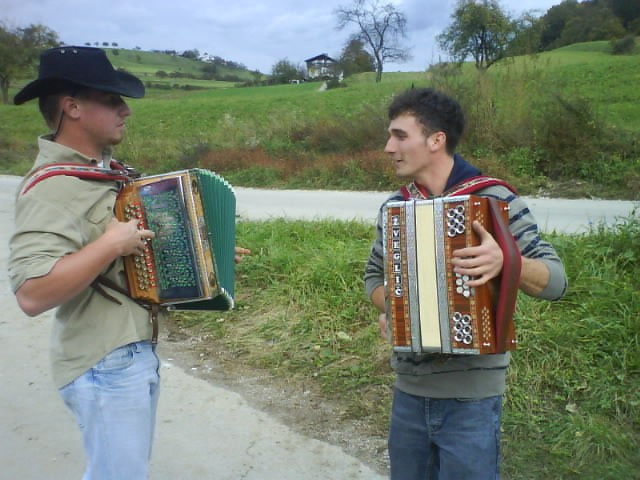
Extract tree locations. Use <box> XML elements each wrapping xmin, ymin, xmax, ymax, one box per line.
<box><xmin>437</xmin><ymin>0</ymin><xmax>516</xmax><ymax>71</ymax></box>
<box><xmin>606</xmin><ymin>0</ymin><xmax>640</xmax><ymax>31</ymax></box>
<box><xmin>0</xmin><ymin>22</ymin><xmax>59</xmax><ymax>104</ymax></box>
<box><xmin>503</xmin><ymin>9</ymin><xmax>551</xmax><ymax>56</ymax></box>
<box><xmin>181</xmin><ymin>49</ymin><xmax>200</xmax><ymax>60</ymax></box>
<box><xmin>339</xmin><ymin>37</ymin><xmax>375</xmax><ymax>77</ymax></box>
<box><xmin>559</xmin><ymin>3</ymin><xmax>625</xmax><ymax>45</ymax></box>
<box><xmin>335</xmin><ymin>0</ymin><xmax>411</xmax><ymax>82</ymax></box>
<box><xmin>538</xmin><ymin>1</ymin><xmax>580</xmax><ymax>50</ymax></box>
<box><xmin>539</xmin><ymin>1</ymin><xmax>626</xmax><ymax>50</ymax></box>
<box><xmin>201</xmin><ymin>63</ymin><xmax>217</xmax><ymax>80</ymax></box>
<box><xmin>270</xmin><ymin>58</ymin><xmax>304</xmax><ymax>84</ymax></box>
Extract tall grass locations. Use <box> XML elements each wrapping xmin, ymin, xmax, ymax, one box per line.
<box><xmin>427</xmin><ymin>50</ymin><xmax>640</xmax><ymax>194</ymax></box>
<box><xmin>503</xmin><ymin>214</ymin><xmax>639</xmax><ymax>479</ymax></box>
<box><xmin>172</xmin><ymin>212</ymin><xmax>639</xmax><ymax>479</ymax></box>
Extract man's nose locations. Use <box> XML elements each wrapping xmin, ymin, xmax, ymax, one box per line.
<box><xmin>384</xmin><ymin>137</ymin><xmax>395</xmax><ymax>153</ymax></box>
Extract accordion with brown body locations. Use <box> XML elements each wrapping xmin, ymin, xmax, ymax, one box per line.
<box><xmin>382</xmin><ymin>195</ymin><xmax>521</xmax><ymax>355</ymax></box>
<box><xmin>114</xmin><ymin>169</ymin><xmax>236</xmax><ymax>310</ymax></box>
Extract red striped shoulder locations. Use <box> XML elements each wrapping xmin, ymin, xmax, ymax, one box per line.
<box><xmin>20</xmin><ymin>163</ymin><xmax>130</xmax><ymax>196</ymax></box>
<box><xmin>447</xmin><ymin>176</ymin><xmax>518</xmax><ymax>197</ymax></box>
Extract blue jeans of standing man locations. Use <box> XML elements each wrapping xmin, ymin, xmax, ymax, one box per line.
<box><xmin>59</xmin><ymin>341</ymin><xmax>160</xmax><ymax>480</ymax></box>
<box><xmin>388</xmin><ymin>388</ymin><xmax>502</xmax><ymax>480</ymax></box>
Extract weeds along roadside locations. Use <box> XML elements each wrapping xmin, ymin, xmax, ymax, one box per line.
<box><xmin>126</xmin><ymin>65</ymin><xmax>639</xmax><ymax>198</ymax></box>
<box><xmin>171</xmin><ymin>213</ymin><xmax>639</xmax><ymax>480</ymax></box>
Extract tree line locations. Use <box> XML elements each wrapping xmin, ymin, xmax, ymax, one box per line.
<box><xmin>438</xmin><ymin>0</ymin><xmax>639</xmax><ymax>71</ymax></box>
<box><xmin>269</xmin><ymin>0</ymin><xmax>638</xmax><ymax>85</ymax></box>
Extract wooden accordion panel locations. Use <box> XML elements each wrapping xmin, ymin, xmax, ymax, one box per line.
<box><xmin>383</xmin><ymin>195</ymin><xmax>519</xmax><ymax>355</ymax></box>
<box><xmin>114</xmin><ymin>169</ymin><xmax>236</xmax><ymax>310</ymax></box>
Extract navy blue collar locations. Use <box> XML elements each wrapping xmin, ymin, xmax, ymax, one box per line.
<box><xmin>445</xmin><ymin>154</ymin><xmax>482</xmax><ymax>191</ymax></box>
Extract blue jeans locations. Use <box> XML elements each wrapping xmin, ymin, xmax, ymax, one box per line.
<box><xmin>59</xmin><ymin>341</ymin><xmax>160</xmax><ymax>480</ymax></box>
<box><xmin>388</xmin><ymin>388</ymin><xmax>502</xmax><ymax>480</ymax></box>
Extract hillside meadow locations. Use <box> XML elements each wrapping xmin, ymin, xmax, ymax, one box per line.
<box><xmin>1</xmin><ymin>40</ymin><xmax>639</xmax><ymax>198</ymax></box>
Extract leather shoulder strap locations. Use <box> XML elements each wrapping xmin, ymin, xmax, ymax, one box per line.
<box><xmin>92</xmin><ymin>274</ymin><xmax>162</xmax><ymax>346</ymax></box>
<box><xmin>402</xmin><ymin>176</ymin><xmax>517</xmax><ymax>200</ymax></box>
<box><xmin>446</xmin><ymin>175</ymin><xmax>518</xmax><ymax>197</ymax></box>
<box><xmin>19</xmin><ymin>162</ymin><xmax>132</xmax><ymax>196</ymax></box>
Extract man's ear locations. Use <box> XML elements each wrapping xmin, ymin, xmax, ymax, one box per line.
<box><xmin>61</xmin><ymin>95</ymin><xmax>81</xmax><ymax>119</ymax></box>
<box><xmin>429</xmin><ymin>131</ymin><xmax>446</xmax><ymax>151</ymax></box>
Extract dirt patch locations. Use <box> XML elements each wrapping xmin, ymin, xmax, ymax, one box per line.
<box><xmin>158</xmin><ymin>316</ymin><xmax>390</xmax><ymax>476</ymax></box>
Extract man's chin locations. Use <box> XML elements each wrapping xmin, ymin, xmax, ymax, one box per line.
<box><xmin>110</xmin><ymin>135</ymin><xmax>125</xmax><ymax>146</ymax></box>
<box><xmin>394</xmin><ymin>169</ymin><xmax>411</xmax><ymax>180</ymax></box>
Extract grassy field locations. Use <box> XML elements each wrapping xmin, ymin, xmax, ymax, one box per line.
<box><xmin>171</xmin><ymin>214</ymin><xmax>639</xmax><ymax>480</ymax></box>
<box><xmin>526</xmin><ymin>43</ymin><xmax>640</xmax><ymax>130</ymax></box>
<box><xmin>2</xmin><ymin>41</ymin><xmax>639</xmax><ymax>199</ymax></box>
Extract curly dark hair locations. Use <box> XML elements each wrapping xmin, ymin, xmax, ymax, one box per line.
<box><xmin>388</xmin><ymin>87</ymin><xmax>465</xmax><ymax>155</ymax></box>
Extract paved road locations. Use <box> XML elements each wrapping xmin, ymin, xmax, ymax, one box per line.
<box><xmin>1</xmin><ymin>173</ymin><xmax>637</xmax><ymax>479</ymax></box>
<box><xmin>0</xmin><ymin>175</ymin><xmax>385</xmax><ymax>480</ymax></box>
<box><xmin>233</xmin><ymin>186</ymin><xmax>637</xmax><ymax>233</ymax></box>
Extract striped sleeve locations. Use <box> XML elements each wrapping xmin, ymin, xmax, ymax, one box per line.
<box><xmin>364</xmin><ymin>187</ymin><xmax>568</xmax><ymax>302</ymax></box>
<box><xmin>479</xmin><ymin>186</ymin><xmax>568</xmax><ymax>301</ymax></box>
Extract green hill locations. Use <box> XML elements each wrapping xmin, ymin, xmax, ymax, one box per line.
<box><xmin>507</xmin><ymin>40</ymin><xmax>640</xmax><ymax>130</ymax></box>
<box><xmin>104</xmin><ymin>48</ymin><xmax>263</xmax><ymax>89</ymax></box>
<box><xmin>1</xmin><ymin>40</ymin><xmax>638</xmax><ymax>199</ymax></box>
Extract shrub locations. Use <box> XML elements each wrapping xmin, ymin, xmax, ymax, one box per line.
<box><xmin>325</xmin><ymin>78</ymin><xmax>345</xmax><ymax>90</ymax></box>
<box><xmin>611</xmin><ymin>35</ymin><xmax>636</xmax><ymax>55</ymax></box>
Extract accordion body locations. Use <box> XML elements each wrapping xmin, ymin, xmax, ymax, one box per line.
<box><xmin>114</xmin><ymin>169</ymin><xmax>236</xmax><ymax>310</ymax></box>
<box><xmin>382</xmin><ymin>195</ymin><xmax>520</xmax><ymax>355</ymax></box>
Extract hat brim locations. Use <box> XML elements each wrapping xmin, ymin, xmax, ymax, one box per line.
<box><xmin>14</xmin><ymin>70</ymin><xmax>145</xmax><ymax>105</ymax></box>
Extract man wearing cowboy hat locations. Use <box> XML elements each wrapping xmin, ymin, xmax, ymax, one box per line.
<box><xmin>9</xmin><ymin>46</ymin><xmax>160</xmax><ymax>479</ymax></box>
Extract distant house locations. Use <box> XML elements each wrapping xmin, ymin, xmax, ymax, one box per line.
<box><xmin>304</xmin><ymin>53</ymin><xmax>341</xmax><ymax>80</ymax></box>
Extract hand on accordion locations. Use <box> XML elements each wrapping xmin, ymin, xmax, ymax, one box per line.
<box><xmin>234</xmin><ymin>246</ymin><xmax>251</xmax><ymax>264</ymax></box>
<box><xmin>450</xmin><ymin>220</ymin><xmax>504</xmax><ymax>288</ymax></box>
<box><xmin>105</xmin><ymin>217</ymin><xmax>155</xmax><ymax>257</ymax></box>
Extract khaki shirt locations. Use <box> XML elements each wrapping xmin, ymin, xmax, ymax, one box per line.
<box><xmin>9</xmin><ymin>136</ymin><xmax>153</xmax><ymax>388</ymax></box>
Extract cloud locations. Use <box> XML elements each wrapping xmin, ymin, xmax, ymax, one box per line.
<box><xmin>2</xmin><ymin>0</ymin><xmax>562</xmax><ymax>73</ymax></box>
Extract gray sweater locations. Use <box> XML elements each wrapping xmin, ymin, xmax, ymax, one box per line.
<box><xmin>364</xmin><ymin>185</ymin><xmax>568</xmax><ymax>398</ymax></box>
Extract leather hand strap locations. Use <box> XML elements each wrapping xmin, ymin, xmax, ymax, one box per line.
<box><xmin>91</xmin><ymin>275</ymin><xmax>161</xmax><ymax>345</ymax></box>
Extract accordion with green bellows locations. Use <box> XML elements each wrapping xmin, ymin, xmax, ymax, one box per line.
<box><xmin>115</xmin><ymin>168</ymin><xmax>236</xmax><ymax>310</ymax></box>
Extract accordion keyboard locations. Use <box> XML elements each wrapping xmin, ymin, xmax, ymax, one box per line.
<box><xmin>122</xmin><ymin>200</ymin><xmax>158</xmax><ymax>293</ymax></box>
<box><xmin>383</xmin><ymin>195</ymin><xmax>518</xmax><ymax>354</ymax></box>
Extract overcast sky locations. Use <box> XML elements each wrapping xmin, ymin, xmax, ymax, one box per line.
<box><xmin>3</xmin><ymin>0</ymin><xmax>561</xmax><ymax>73</ymax></box>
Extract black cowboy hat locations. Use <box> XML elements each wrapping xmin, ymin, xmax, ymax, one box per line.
<box><xmin>14</xmin><ymin>46</ymin><xmax>145</xmax><ymax>105</ymax></box>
